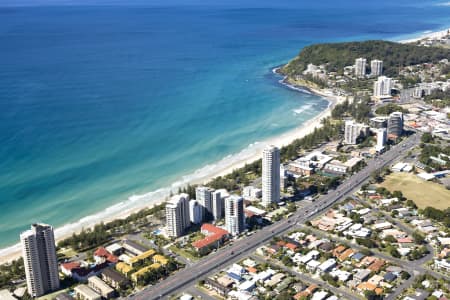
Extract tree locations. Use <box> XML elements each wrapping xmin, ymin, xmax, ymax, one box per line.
<box><xmin>421</xmin><ymin>132</ymin><xmax>434</xmax><ymax>144</ymax></box>
<box><xmin>412</xmin><ymin>231</ymin><xmax>426</xmax><ymax>245</ymax></box>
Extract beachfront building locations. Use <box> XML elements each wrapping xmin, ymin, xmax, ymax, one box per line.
<box><xmin>20</xmin><ymin>223</ymin><xmax>60</xmax><ymax>297</ymax></box>
<box><xmin>344</xmin><ymin>120</ymin><xmax>369</xmax><ymax>145</ymax></box>
<box><xmin>373</xmin><ymin>76</ymin><xmax>392</xmax><ymax>99</ymax></box>
<box><xmin>262</xmin><ymin>145</ymin><xmax>280</xmax><ymax>207</ymax></box>
<box><xmin>376</xmin><ymin>128</ymin><xmax>387</xmax><ymax>152</ymax></box>
<box><xmin>165</xmin><ymin>193</ymin><xmax>190</xmax><ymax>238</ymax></box>
<box><xmin>196</xmin><ymin>186</ymin><xmax>214</xmax><ymax>220</ymax></box>
<box><xmin>355</xmin><ymin>58</ymin><xmax>367</xmax><ymax>77</ymax></box>
<box><xmin>370</xmin><ymin>59</ymin><xmax>383</xmax><ymax>76</ymax></box>
<box><xmin>189</xmin><ymin>199</ymin><xmax>203</xmax><ymax>224</ymax></box>
<box><xmin>211</xmin><ymin>190</ymin><xmax>223</xmax><ymax>221</ymax></box>
<box><xmin>225</xmin><ymin>195</ymin><xmax>245</xmax><ymax>236</ymax></box>
<box><xmin>369</xmin><ymin>116</ymin><xmax>388</xmax><ymax>129</ymax></box>
<box><xmin>388</xmin><ymin>112</ymin><xmax>404</xmax><ymax>138</ymax></box>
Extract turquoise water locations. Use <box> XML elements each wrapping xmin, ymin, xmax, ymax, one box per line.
<box><xmin>1</xmin><ymin>0</ymin><xmax>450</xmax><ymax>248</ymax></box>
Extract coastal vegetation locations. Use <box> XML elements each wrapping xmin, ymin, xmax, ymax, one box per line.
<box><xmin>0</xmin><ymin>258</ymin><xmax>25</xmax><ymax>290</ymax></box>
<box><xmin>331</xmin><ymin>97</ymin><xmax>371</xmax><ymax>123</ymax></box>
<box><xmin>281</xmin><ymin>40</ymin><xmax>450</xmax><ymax>77</ymax></box>
<box><xmin>58</xmin><ymin>203</ymin><xmax>166</xmax><ymax>251</ymax></box>
<box><xmin>374</xmin><ymin>103</ymin><xmax>408</xmax><ymax>116</ymax></box>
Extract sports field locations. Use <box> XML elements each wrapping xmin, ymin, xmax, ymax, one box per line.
<box><xmin>381</xmin><ymin>172</ymin><xmax>450</xmax><ymax>210</ymax></box>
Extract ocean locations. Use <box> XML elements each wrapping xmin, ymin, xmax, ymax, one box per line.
<box><xmin>1</xmin><ymin>0</ymin><xmax>450</xmax><ymax>249</ymax></box>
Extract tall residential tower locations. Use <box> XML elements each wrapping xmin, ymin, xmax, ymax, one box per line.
<box><xmin>165</xmin><ymin>193</ymin><xmax>190</xmax><ymax>238</ymax></box>
<box><xmin>225</xmin><ymin>195</ymin><xmax>245</xmax><ymax>236</ymax></box>
<box><xmin>355</xmin><ymin>58</ymin><xmax>367</xmax><ymax>77</ymax></box>
<box><xmin>262</xmin><ymin>145</ymin><xmax>280</xmax><ymax>207</ymax></box>
<box><xmin>20</xmin><ymin>223</ymin><xmax>60</xmax><ymax>297</ymax></box>
<box><xmin>370</xmin><ymin>59</ymin><xmax>383</xmax><ymax>76</ymax></box>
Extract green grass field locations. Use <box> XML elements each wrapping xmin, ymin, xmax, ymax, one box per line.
<box><xmin>381</xmin><ymin>172</ymin><xmax>450</xmax><ymax>210</ymax></box>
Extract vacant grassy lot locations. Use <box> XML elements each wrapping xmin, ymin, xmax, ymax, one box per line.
<box><xmin>381</xmin><ymin>172</ymin><xmax>450</xmax><ymax>210</ymax></box>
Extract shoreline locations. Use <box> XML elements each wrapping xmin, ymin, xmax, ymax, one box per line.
<box><xmin>0</xmin><ymin>25</ymin><xmax>447</xmax><ymax>265</ymax></box>
<box><xmin>0</xmin><ymin>71</ymin><xmax>340</xmax><ymax>265</ymax></box>
<box><xmin>398</xmin><ymin>27</ymin><xmax>450</xmax><ymax>44</ymax></box>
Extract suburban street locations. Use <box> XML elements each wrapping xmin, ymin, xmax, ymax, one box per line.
<box><xmin>128</xmin><ymin>132</ymin><xmax>424</xmax><ymax>299</ymax></box>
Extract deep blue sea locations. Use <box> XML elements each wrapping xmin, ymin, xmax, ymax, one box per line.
<box><xmin>1</xmin><ymin>0</ymin><xmax>450</xmax><ymax>249</ymax></box>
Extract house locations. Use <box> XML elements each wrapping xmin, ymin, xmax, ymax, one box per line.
<box><xmin>373</xmin><ymin>222</ymin><xmax>393</xmax><ymax>230</ymax></box>
<box><xmin>105</xmin><ymin>243</ymin><xmax>123</xmax><ymax>256</ymax></box>
<box><xmin>285</xmin><ymin>243</ymin><xmax>298</xmax><ymax>251</ymax></box>
<box><xmin>338</xmin><ymin>249</ymin><xmax>354</xmax><ymax>261</ymax></box>
<box><xmin>131</xmin><ymin>263</ymin><xmax>162</xmax><ymax>282</ymax></box>
<box><xmin>332</xmin><ymin>245</ymin><xmax>347</xmax><ymax>257</ymax></box>
<box><xmin>352</xmin><ymin>252</ymin><xmax>366</xmax><ymax>262</ymax></box>
<box><xmin>324</xmin><ymin>160</ymin><xmax>348</xmax><ymax>175</ymax></box>
<box><xmin>434</xmin><ymin>259</ymin><xmax>450</xmax><ymax>271</ymax></box>
<box><xmin>367</xmin><ymin>274</ymin><xmax>383</xmax><ymax>286</ymax></box>
<box><xmin>238</xmin><ymin>280</ymin><xmax>256</xmax><ymax>292</ymax></box>
<box><xmin>88</xmin><ymin>276</ymin><xmax>115</xmax><ymax>299</ymax></box>
<box><xmin>74</xmin><ymin>285</ymin><xmax>101</xmax><ymax>300</ymax></box>
<box><xmin>204</xmin><ymin>278</ymin><xmax>230</xmax><ymax>296</ymax></box>
<box><xmin>227</xmin><ymin>264</ymin><xmax>245</xmax><ymax>282</ymax></box>
<box><xmin>122</xmin><ymin>240</ymin><xmax>149</xmax><ymax>256</ymax></box>
<box><xmin>306</xmin><ymin>260</ymin><xmax>321</xmax><ymax>272</ymax></box>
<box><xmin>61</xmin><ymin>261</ymin><xmax>82</xmax><ymax>277</ymax></box>
<box><xmin>329</xmin><ymin>269</ymin><xmax>351</xmax><ymax>282</ymax></box>
<box><xmin>93</xmin><ymin>247</ymin><xmax>119</xmax><ymax>265</ymax></box>
<box><xmin>153</xmin><ymin>254</ymin><xmax>169</xmax><ymax>266</ymax></box>
<box><xmin>192</xmin><ymin>224</ymin><xmax>229</xmax><ymax>254</ymax></box>
<box><xmin>255</xmin><ymin>269</ymin><xmax>275</xmax><ymax>282</ymax></box>
<box><xmin>318</xmin><ymin>259</ymin><xmax>336</xmax><ymax>274</ymax></box>
<box><xmin>354</xmin><ymin>269</ymin><xmax>371</xmax><ymax>283</ymax></box>
<box><xmin>265</xmin><ymin>273</ymin><xmax>285</xmax><ymax>287</ymax></box>
<box><xmin>275</xmin><ymin>278</ymin><xmax>294</xmax><ymax>294</ymax></box>
<box><xmin>368</xmin><ymin>259</ymin><xmax>385</xmax><ymax>272</ymax></box>
<box><xmin>63</xmin><ymin>262</ymin><xmax>108</xmax><ymax>282</ymax></box>
<box><xmin>311</xmin><ymin>291</ymin><xmax>329</xmax><ymax>300</ymax></box>
<box><xmin>116</xmin><ymin>262</ymin><xmax>133</xmax><ymax>277</ymax></box>
<box><xmin>356</xmin><ymin>282</ymin><xmax>377</xmax><ymax>293</ymax></box>
<box><xmin>295</xmin><ymin>285</ymin><xmax>318</xmax><ymax>299</ymax></box>
<box><xmin>128</xmin><ymin>249</ymin><xmax>156</xmax><ymax>267</ymax></box>
<box><xmin>383</xmin><ymin>272</ymin><xmax>397</xmax><ymax>283</ymax></box>
<box><xmin>101</xmin><ymin>267</ymin><xmax>130</xmax><ymax>289</ymax></box>
<box><xmin>318</xmin><ymin>242</ymin><xmax>334</xmax><ymax>252</ymax></box>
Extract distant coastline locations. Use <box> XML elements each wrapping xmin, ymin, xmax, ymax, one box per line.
<box><xmin>397</xmin><ymin>27</ymin><xmax>450</xmax><ymax>44</ymax></box>
<box><xmin>0</xmin><ymin>25</ymin><xmax>448</xmax><ymax>264</ymax></box>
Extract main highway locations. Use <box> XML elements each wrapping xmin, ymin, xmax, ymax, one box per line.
<box><xmin>129</xmin><ymin>132</ymin><xmax>421</xmax><ymax>299</ymax></box>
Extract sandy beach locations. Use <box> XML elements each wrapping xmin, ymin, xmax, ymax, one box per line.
<box><xmin>398</xmin><ymin>27</ymin><xmax>450</xmax><ymax>44</ymax></box>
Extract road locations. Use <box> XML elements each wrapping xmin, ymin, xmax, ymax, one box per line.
<box><xmin>129</xmin><ymin>133</ymin><xmax>422</xmax><ymax>299</ymax></box>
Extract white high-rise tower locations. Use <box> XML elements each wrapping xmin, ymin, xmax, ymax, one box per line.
<box><xmin>225</xmin><ymin>195</ymin><xmax>245</xmax><ymax>236</ymax></box>
<box><xmin>211</xmin><ymin>190</ymin><xmax>223</xmax><ymax>221</ymax></box>
<box><xmin>165</xmin><ymin>193</ymin><xmax>190</xmax><ymax>237</ymax></box>
<box><xmin>262</xmin><ymin>145</ymin><xmax>280</xmax><ymax>207</ymax></box>
<box><xmin>370</xmin><ymin>59</ymin><xmax>383</xmax><ymax>76</ymax></box>
<box><xmin>373</xmin><ymin>76</ymin><xmax>392</xmax><ymax>98</ymax></box>
<box><xmin>195</xmin><ymin>186</ymin><xmax>214</xmax><ymax>220</ymax></box>
<box><xmin>355</xmin><ymin>58</ymin><xmax>367</xmax><ymax>77</ymax></box>
<box><xmin>20</xmin><ymin>223</ymin><xmax>60</xmax><ymax>297</ymax></box>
